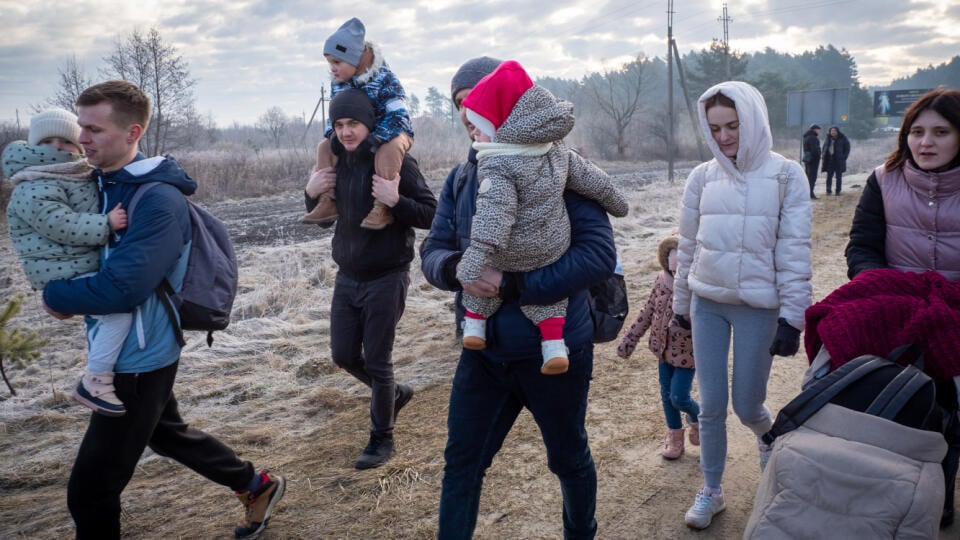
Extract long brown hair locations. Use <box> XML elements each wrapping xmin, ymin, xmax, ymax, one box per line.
<box><xmin>884</xmin><ymin>87</ymin><xmax>960</xmax><ymax>171</ymax></box>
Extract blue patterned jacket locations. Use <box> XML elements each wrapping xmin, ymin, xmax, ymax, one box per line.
<box><xmin>326</xmin><ymin>41</ymin><xmax>414</xmax><ymax>144</ymax></box>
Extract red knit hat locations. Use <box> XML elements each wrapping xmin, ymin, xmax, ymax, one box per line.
<box><xmin>461</xmin><ymin>60</ymin><xmax>533</xmax><ymax>137</ymax></box>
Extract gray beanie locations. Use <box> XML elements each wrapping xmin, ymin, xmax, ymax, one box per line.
<box><xmin>324</xmin><ymin>17</ymin><xmax>366</xmax><ymax>67</ymax></box>
<box><xmin>28</xmin><ymin>108</ymin><xmax>81</xmax><ymax>147</ymax></box>
<box><xmin>330</xmin><ymin>88</ymin><xmax>375</xmax><ymax>132</ymax></box>
<box><xmin>450</xmin><ymin>56</ymin><xmax>502</xmax><ymax>103</ymax></box>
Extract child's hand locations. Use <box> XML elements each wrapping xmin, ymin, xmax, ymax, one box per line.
<box><xmin>108</xmin><ymin>203</ymin><xmax>127</xmax><ymax>231</ymax></box>
<box><xmin>372</xmin><ymin>173</ymin><xmax>400</xmax><ymax>207</ymax></box>
<box><xmin>306</xmin><ymin>167</ymin><xmax>336</xmax><ymax>198</ymax></box>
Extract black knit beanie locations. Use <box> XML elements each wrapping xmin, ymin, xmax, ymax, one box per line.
<box><xmin>329</xmin><ymin>88</ymin><xmax>375</xmax><ymax>132</ymax></box>
<box><xmin>450</xmin><ymin>56</ymin><xmax>503</xmax><ymax>103</ymax></box>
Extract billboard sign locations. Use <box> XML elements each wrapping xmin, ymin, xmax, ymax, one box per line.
<box><xmin>787</xmin><ymin>88</ymin><xmax>850</xmax><ymax>128</ymax></box>
<box><xmin>873</xmin><ymin>89</ymin><xmax>932</xmax><ymax>117</ymax></box>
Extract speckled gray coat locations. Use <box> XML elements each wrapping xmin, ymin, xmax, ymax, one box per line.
<box><xmin>457</xmin><ymin>85</ymin><xmax>628</xmax><ymax>324</ymax></box>
<box><xmin>4</xmin><ymin>143</ymin><xmax>105</xmax><ymax>290</ymax></box>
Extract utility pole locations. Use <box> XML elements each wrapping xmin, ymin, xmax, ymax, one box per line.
<box><xmin>667</xmin><ymin>0</ymin><xmax>675</xmax><ymax>183</ymax></box>
<box><xmin>718</xmin><ymin>3</ymin><xmax>733</xmax><ymax>79</ymax></box>
<box><xmin>302</xmin><ymin>84</ymin><xmax>327</xmax><ymax>146</ymax></box>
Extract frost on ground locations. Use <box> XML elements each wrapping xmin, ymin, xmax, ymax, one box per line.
<box><xmin>1</xmin><ymin>160</ymin><xmax>955</xmax><ymax>539</ymax></box>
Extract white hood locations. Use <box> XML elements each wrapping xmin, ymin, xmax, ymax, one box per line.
<box><xmin>698</xmin><ymin>81</ymin><xmax>773</xmax><ymax>179</ymax></box>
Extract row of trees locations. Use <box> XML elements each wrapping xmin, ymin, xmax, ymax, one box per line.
<box><xmin>28</xmin><ymin>26</ymin><xmax>960</xmax><ymax>162</ymax></box>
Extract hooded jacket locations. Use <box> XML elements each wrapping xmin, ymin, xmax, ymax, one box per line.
<box><xmin>420</xmin><ymin>147</ymin><xmax>617</xmax><ymax>360</ymax></box>
<box><xmin>617</xmin><ymin>235</ymin><xmax>695</xmax><ymax>368</ymax></box>
<box><xmin>802</xmin><ymin>128</ymin><xmax>821</xmax><ymax>163</ymax></box>
<box><xmin>325</xmin><ymin>41</ymin><xmax>413</xmax><ymax>144</ymax></box>
<box><xmin>458</xmin><ymin>84</ymin><xmax>627</xmax><ymax>282</ymax></box>
<box><xmin>673</xmin><ymin>81</ymin><xmax>813</xmax><ymax>330</ymax></box>
<box><xmin>43</xmin><ymin>154</ymin><xmax>195</xmax><ymax>373</ymax></box>
<box><xmin>4</xmin><ymin>142</ymin><xmax>102</xmax><ymax>289</ymax></box>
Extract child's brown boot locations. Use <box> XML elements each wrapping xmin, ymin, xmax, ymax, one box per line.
<box><xmin>360</xmin><ymin>201</ymin><xmax>394</xmax><ymax>230</ymax></box>
<box><xmin>688</xmin><ymin>421</ymin><xmax>700</xmax><ymax>446</ymax></box>
<box><xmin>302</xmin><ymin>192</ymin><xmax>338</xmax><ymax>225</ymax></box>
<box><xmin>661</xmin><ymin>428</ymin><xmax>685</xmax><ymax>460</ymax></box>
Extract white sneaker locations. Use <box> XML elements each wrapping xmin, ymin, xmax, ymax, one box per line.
<box><xmin>758</xmin><ymin>437</ymin><xmax>773</xmax><ymax>472</ymax></box>
<box><xmin>540</xmin><ymin>339</ymin><xmax>569</xmax><ymax>375</ymax></box>
<box><xmin>685</xmin><ymin>487</ymin><xmax>725</xmax><ymax>529</ymax></box>
<box><xmin>462</xmin><ymin>318</ymin><xmax>486</xmax><ymax>350</ymax></box>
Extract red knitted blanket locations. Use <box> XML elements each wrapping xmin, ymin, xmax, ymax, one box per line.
<box><xmin>804</xmin><ymin>268</ymin><xmax>960</xmax><ymax>382</ymax></box>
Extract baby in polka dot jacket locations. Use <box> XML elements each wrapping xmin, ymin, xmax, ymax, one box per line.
<box><xmin>2</xmin><ymin>108</ymin><xmax>130</xmax><ymax>417</ymax></box>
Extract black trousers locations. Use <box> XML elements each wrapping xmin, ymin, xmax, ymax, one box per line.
<box><xmin>330</xmin><ymin>271</ymin><xmax>410</xmax><ymax>437</ymax></box>
<box><xmin>68</xmin><ymin>361</ymin><xmax>254</xmax><ymax>539</ymax></box>
<box><xmin>805</xmin><ymin>159</ymin><xmax>820</xmax><ymax>194</ymax></box>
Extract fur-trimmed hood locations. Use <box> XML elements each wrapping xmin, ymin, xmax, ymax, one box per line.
<box><xmin>353</xmin><ymin>41</ymin><xmax>383</xmax><ymax>86</ymax></box>
<box><xmin>657</xmin><ymin>235</ymin><xmax>679</xmax><ymax>272</ymax></box>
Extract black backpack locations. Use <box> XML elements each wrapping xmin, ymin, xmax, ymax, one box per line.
<box><xmin>762</xmin><ymin>345</ymin><xmax>941</xmax><ymax>446</ymax></box>
<box><xmin>128</xmin><ymin>182</ymin><xmax>239</xmax><ymax>347</ymax></box>
<box><xmin>588</xmin><ymin>269</ymin><xmax>629</xmax><ymax>343</ymax></box>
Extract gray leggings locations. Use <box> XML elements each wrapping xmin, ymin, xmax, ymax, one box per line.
<box><xmin>691</xmin><ymin>295</ymin><xmax>778</xmax><ymax>487</ymax></box>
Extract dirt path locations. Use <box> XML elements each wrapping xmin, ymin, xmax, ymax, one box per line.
<box><xmin>1</xmin><ymin>172</ymin><xmax>957</xmax><ymax>539</ymax></box>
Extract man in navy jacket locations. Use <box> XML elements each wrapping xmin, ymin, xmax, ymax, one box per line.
<box><xmin>42</xmin><ymin>81</ymin><xmax>283</xmax><ymax>540</ymax></box>
<box><xmin>420</xmin><ymin>57</ymin><xmax>616</xmax><ymax>540</ymax></box>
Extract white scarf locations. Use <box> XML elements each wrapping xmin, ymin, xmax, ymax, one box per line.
<box><xmin>473</xmin><ymin>141</ymin><xmax>553</xmax><ymax>160</ymax></box>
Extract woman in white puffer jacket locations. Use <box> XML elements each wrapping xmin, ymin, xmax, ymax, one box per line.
<box><xmin>672</xmin><ymin>81</ymin><xmax>813</xmax><ymax>530</ymax></box>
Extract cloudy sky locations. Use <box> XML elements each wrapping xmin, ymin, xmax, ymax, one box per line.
<box><xmin>1</xmin><ymin>0</ymin><xmax>958</xmax><ymax>127</ymax></box>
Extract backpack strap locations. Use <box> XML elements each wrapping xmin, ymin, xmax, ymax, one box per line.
<box><xmin>126</xmin><ymin>181</ymin><xmax>187</xmax><ymax>348</ymax></box>
<box><xmin>866</xmin><ymin>365</ymin><xmax>935</xmax><ymax>421</ymax></box>
<box><xmin>761</xmin><ymin>355</ymin><xmax>889</xmax><ymax>444</ymax></box>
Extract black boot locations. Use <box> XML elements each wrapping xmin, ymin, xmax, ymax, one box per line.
<box><xmin>354</xmin><ymin>432</ymin><xmax>396</xmax><ymax>470</ymax></box>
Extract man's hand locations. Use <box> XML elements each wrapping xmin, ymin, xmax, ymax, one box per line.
<box><xmin>372</xmin><ymin>173</ymin><xmax>400</xmax><ymax>207</ymax></box>
<box><xmin>461</xmin><ymin>266</ymin><xmax>503</xmax><ymax>298</ymax></box>
<box><xmin>305</xmin><ymin>166</ymin><xmax>336</xmax><ymax>198</ymax></box>
<box><xmin>42</xmin><ymin>299</ymin><xmax>73</xmax><ymax>320</ymax></box>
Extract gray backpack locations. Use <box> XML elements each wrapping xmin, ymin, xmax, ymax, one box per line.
<box><xmin>128</xmin><ymin>182</ymin><xmax>238</xmax><ymax>346</ymax></box>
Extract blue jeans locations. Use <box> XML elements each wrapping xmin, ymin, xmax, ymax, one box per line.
<box><xmin>826</xmin><ymin>170</ymin><xmax>842</xmax><ymax>194</ymax></box>
<box><xmin>658</xmin><ymin>362</ymin><xmax>700</xmax><ymax>429</ymax></box>
<box><xmin>438</xmin><ymin>345</ymin><xmax>597</xmax><ymax>540</ymax></box>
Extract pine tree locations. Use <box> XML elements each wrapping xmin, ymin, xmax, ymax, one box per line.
<box><xmin>0</xmin><ymin>295</ymin><xmax>48</xmax><ymax>396</ymax></box>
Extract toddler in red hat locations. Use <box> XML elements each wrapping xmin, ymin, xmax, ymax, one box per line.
<box><xmin>457</xmin><ymin>60</ymin><xmax>628</xmax><ymax>374</ymax></box>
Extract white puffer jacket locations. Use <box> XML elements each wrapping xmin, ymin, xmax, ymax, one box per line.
<box><xmin>673</xmin><ymin>81</ymin><xmax>812</xmax><ymax>330</ymax></box>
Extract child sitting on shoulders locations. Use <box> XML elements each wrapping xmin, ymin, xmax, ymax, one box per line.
<box><xmin>302</xmin><ymin>16</ymin><xmax>414</xmax><ymax>231</ymax></box>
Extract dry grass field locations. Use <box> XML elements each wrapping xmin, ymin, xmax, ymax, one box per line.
<box><xmin>1</xmin><ymin>143</ymin><xmax>957</xmax><ymax>538</ymax></box>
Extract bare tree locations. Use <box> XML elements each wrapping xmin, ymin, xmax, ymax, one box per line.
<box><xmin>44</xmin><ymin>55</ymin><xmax>92</xmax><ymax>113</ymax></box>
<box><xmin>102</xmin><ymin>27</ymin><xmax>196</xmax><ymax>155</ymax></box>
<box><xmin>257</xmin><ymin>107</ymin><xmax>288</xmax><ymax>148</ymax></box>
<box><xmin>583</xmin><ymin>56</ymin><xmax>648</xmax><ymax>157</ymax></box>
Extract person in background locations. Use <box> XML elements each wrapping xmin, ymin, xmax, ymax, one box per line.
<box><xmin>421</xmin><ymin>56</ymin><xmax>615</xmax><ymax>539</ymax></box>
<box><xmin>821</xmin><ymin>125</ymin><xmax>850</xmax><ymax>196</ymax></box>
<box><xmin>41</xmin><ymin>80</ymin><xmax>284</xmax><ymax>540</ymax></box>
<box><xmin>801</xmin><ymin>123</ymin><xmax>821</xmax><ymax>199</ymax></box>
<box><xmin>672</xmin><ymin>81</ymin><xmax>812</xmax><ymax>530</ymax></box>
<box><xmin>845</xmin><ymin>87</ymin><xmax>960</xmax><ymax>529</ymax></box>
<box><xmin>304</xmin><ymin>88</ymin><xmax>436</xmax><ymax>470</ymax></box>
<box><xmin>617</xmin><ymin>233</ymin><xmax>699</xmax><ymax>460</ymax></box>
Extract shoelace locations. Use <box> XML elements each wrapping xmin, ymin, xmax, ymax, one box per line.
<box><xmin>693</xmin><ymin>491</ymin><xmax>716</xmax><ymax>512</ymax></box>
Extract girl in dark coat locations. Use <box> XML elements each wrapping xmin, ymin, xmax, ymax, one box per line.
<box><xmin>821</xmin><ymin>126</ymin><xmax>851</xmax><ymax>195</ymax></box>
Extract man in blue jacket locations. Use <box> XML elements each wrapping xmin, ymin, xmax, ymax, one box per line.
<box><xmin>42</xmin><ymin>80</ymin><xmax>283</xmax><ymax>540</ymax></box>
<box><xmin>420</xmin><ymin>57</ymin><xmax>616</xmax><ymax>540</ymax></box>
